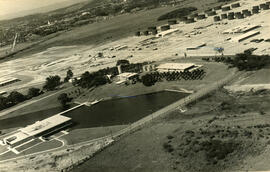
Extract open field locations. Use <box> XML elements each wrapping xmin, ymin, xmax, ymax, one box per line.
<box><xmin>73</xmin><ymin>89</ymin><xmax>270</xmax><ymax>172</ymax></box>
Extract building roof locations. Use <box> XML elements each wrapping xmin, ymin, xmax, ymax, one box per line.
<box><xmin>0</xmin><ymin>77</ymin><xmax>19</xmax><ymax>85</ymax></box>
<box><xmin>222</xmin><ymin>24</ymin><xmax>261</xmax><ymax>34</ymax></box>
<box><xmin>157</xmin><ymin>63</ymin><xmax>195</xmax><ymax>70</ymax></box>
<box><xmin>157</xmin><ymin>29</ymin><xmax>179</xmax><ymax>37</ymax></box>
<box><xmin>4</xmin><ymin>132</ymin><xmax>30</xmax><ymax>145</ymax></box>
<box><xmin>117</xmin><ymin>72</ymin><xmax>138</xmax><ymax>78</ymax></box>
<box><xmin>19</xmin><ymin>115</ymin><xmax>71</xmax><ymax>136</ymax></box>
<box><xmin>231</xmin><ymin>31</ymin><xmax>260</xmax><ymax>42</ymax></box>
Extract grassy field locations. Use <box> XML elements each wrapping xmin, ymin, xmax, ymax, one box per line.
<box><xmin>73</xmin><ymin>89</ymin><xmax>270</xmax><ymax>172</ymax></box>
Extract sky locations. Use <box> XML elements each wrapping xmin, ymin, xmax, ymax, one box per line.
<box><xmin>0</xmin><ymin>0</ymin><xmax>87</xmax><ymax>19</ymax></box>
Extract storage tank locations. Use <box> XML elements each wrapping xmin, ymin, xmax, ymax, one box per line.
<box><xmin>222</xmin><ymin>6</ymin><xmax>231</xmax><ymax>12</ymax></box>
<box><xmin>228</xmin><ymin>13</ymin><xmax>234</xmax><ymax>20</ymax></box>
<box><xmin>221</xmin><ymin>13</ymin><xmax>228</xmax><ymax>19</ymax></box>
<box><xmin>252</xmin><ymin>6</ymin><xmax>260</xmax><ymax>10</ymax></box>
<box><xmin>151</xmin><ymin>29</ymin><xmax>158</xmax><ymax>35</ymax></box>
<box><xmin>236</xmin><ymin>14</ymin><xmax>244</xmax><ymax>19</ymax></box>
<box><xmin>214</xmin><ymin>5</ymin><xmax>222</xmax><ymax>10</ymax></box>
<box><xmin>196</xmin><ymin>14</ymin><xmax>206</xmax><ymax>20</ymax></box>
<box><xmin>213</xmin><ymin>16</ymin><xmax>221</xmax><ymax>22</ymax></box>
<box><xmin>261</xmin><ymin>4</ymin><xmax>270</xmax><ymax>10</ymax></box>
<box><xmin>231</xmin><ymin>3</ymin><xmax>240</xmax><ymax>8</ymax></box>
<box><xmin>252</xmin><ymin>8</ymin><xmax>259</xmax><ymax>14</ymax></box>
<box><xmin>244</xmin><ymin>11</ymin><xmax>252</xmax><ymax>17</ymax></box>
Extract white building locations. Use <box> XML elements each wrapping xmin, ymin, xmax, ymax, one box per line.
<box><xmin>116</xmin><ymin>72</ymin><xmax>139</xmax><ymax>84</ymax></box>
<box><xmin>156</xmin><ymin>63</ymin><xmax>202</xmax><ymax>72</ymax></box>
<box><xmin>2</xmin><ymin>115</ymin><xmax>71</xmax><ymax>147</ymax></box>
<box><xmin>156</xmin><ymin>29</ymin><xmax>179</xmax><ymax>37</ymax></box>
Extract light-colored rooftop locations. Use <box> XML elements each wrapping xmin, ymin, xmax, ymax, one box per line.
<box><xmin>4</xmin><ymin>131</ymin><xmax>30</xmax><ymax>145</ymax></box>
<box><xmin>19</xmin><ymin>115</ymin><xmax>71</xmax><ymax>136</ymax></box>
<box><xmin>157</xmin><ymin>29</ymin><xmax>179</xmax><ymax>37</ymax></box>
<box><xmin>157</xmin><ymin>63</ymin><xmax>196</xmax><ymax>70</ymax></box>
<box><xmin>0</xmin><ymin>77</ymin><xmax>19</xmax><ymax>85</ymax></box>
<box><xmin>222</xmin><ymin>24</ymin><xmax>261</xmax><ymax>34</ymax></box>
<box><xmin>231</xmin><ymin>31</ymin><xmax>260</xmax><ymax>42</ymax></box>
<box><xmin>117</xmin><ymin>72</ymin><xmax>138</xmax><ymax>78</ymax></box>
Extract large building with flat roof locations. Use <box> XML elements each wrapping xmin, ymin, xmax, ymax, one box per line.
<box><xmin>2</xmin><ymin>115</ymin><xmax>71</xmax><ymax>147</ymax></box>
<box><xmin>156</xmin><ymin>63</ymin><xmax>202</xmax><ymax>73</ymax></box>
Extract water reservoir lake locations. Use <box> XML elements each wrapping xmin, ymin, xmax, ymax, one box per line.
<box><xmin>0</xmin><ymin>91</ymin><xmax>189</xmax><ymax>130</ymax></box>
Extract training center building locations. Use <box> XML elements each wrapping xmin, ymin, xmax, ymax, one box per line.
<box><xmin>156</xmin><ymin>63</ymin><xmax>202</xmax><ymax>73</ymax></box>
<box><xmin>1</xmin><ymin>115</ymin><xmax>71</xmax><ymax>148</ymax></box>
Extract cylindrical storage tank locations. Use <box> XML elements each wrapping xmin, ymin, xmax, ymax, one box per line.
<box><xmin>135</xmin><ymin>31</ymin><xmax>141</xmax><ymax>36</ymax></box>
<box><xmin>143</xmin><ymin>30</ymin><xmax>149</xmax><ymax>36</ymax></box>
<box><xmin>261</xmin><ymin>4</ymin><xmax>270</xmax><ymax>10</ymax></box>
<box><xmin>253</xmin><ymin>6</ymin><xmax>260</xmax><ymax>10</ymax></box>
<box><xmin>214</xmin><ymin>5</ymin><xmax>222</xmax><ymax>10</ymax></box>
<box><xmin>228</xmin><ymin>13</ymin><xmax>234</xmax><ymax>20</ymax></box>
<box><xmin>207</xmin><ymin>11</ymin><xmax>217</xmax><ymax>16</ymax></box>
<box><xmin>244</xmin><ymin>11</ymin><xmax>252</xmax><ymax>17</ymax></box>
<box><xmin>197</xmin><ymin>14</ymin><xmax>206</xmax><ymax>20</ymax></box>
<box><xmin>213</xmin><ymin>16</ymin><xmax>221</xmax><ymax>22</ymax></box>
<box><xmin>222</xmin><ymin>6</ymin><xmax>231</xmax><ymax>11</ymax></box>
<box><xmin>242</xmin><ymin>9</ymin><xmax>249</xmax><ymax>13</ymax></box>
<box><xmin>231</xmin><ymin>3</ymin><xmax>240</xmax><ymax>8</ymax></box>
<box><xmin>260</xmin><ymin>3</ymin><xmax>266</xmax><ymax>8</ymax></box>
<box><xmin>252</xmin><ymin>8</ymin><xmax>259</xmax><ymax>14</ymax></box>
<box><xmin>236</xmin><ymin>13</ymin><xmax>244</xmax><ymax>19</ymax></box>
<box><xmin>221</xmin><ymin>13</ymin><xmax>228</xmax><ymax>19</ymax></box>
<box><xmin>168</xmin><ymin>20</ymin><xmax>177</xmax><ymax>25</ymax></box>
<box><xmin>228</xmin><ymin>12</ymin><xmax>235</xmax><ymax>17</ymax></box>
<box><xmin>160</xmin><ymin>25</ymin><xmax>170</xmax><ymax>31</ymax></box>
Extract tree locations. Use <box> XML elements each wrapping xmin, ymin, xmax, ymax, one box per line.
<box><xmin>7</xmin><ymin>91</ymin><xmax>26</xmax><ymax>104</ymax></box>
<box><xmin>43</xmin><ymin>75</ymin><xmax>61</xmax><ymax>91</ymax></box>
<box><xmin>64</xmin><ymin>69</ymin><xmax>74</xmax><ymax>82</ymax></box>
<box><xmin>27</xmin><ymin>87</ymin><xmax>40</xmax><ymax>99</ymax></box>
<box><xmin>57</xmin><ymin>93</ymin><xmax>72</xmax><ymax>108</ymax></box>
<box><xmin>116</xmin><ymin>59</ymin><xmax>130</xmax><ymax>66</ymax></box>
<box><xmin>141</xmin><ymin>73</ymin><xmax>157</xmax><ymax>87</ymax></box>
<box><xmin>0</xmin><ymin>96</ymin><xmax>10</xmax><ymax>110</ymax></box>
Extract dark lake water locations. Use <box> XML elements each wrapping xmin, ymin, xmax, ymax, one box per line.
<box><xmin>0</xmin><ymin>91</ymin><xmax>189</xmax><ymax>130</ymax></box>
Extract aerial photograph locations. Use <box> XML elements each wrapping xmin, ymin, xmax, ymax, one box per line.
<box><xmin>0</xmin><ymin>0</ymin><xmax>270</xmax><ymax>171</ymax></box>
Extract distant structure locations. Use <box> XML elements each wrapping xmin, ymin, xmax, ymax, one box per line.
<box><xmin>0</xmin><ymin>77</ymin><xmax>20</xmax><ymax>87</ymax></box>
<box><xmin>1</xmin><ymin>115</ymin><xmax>72</xmax><ymax>148</ymax></box>
<box><xmin>231</xmin><ymin>31</ymin><xmax>260</xmax><ymax>42</ymax></box>
<box><xmin>222</xmin><ymin>24</ymin><xmax>261</xmax><ymax>34</ymax></box>
<box><xmin>156</xmin><ymin>63</ymin><xmax>202</xmax><ymax>73</ymax></box>
<box><xmin>116</xmin><ymin>72</ymin><xmax>139</xmax><ymax>85</ymax></box>
<box><xmin>156</xmin><ymin>29</ymin><xmax>179</xmax><ymax>37</ymax></box>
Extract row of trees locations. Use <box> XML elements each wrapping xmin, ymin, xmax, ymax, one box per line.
<box><xmin>141</xmin><ymin>69</ymin><xmax>206</xmax><ymax>86</ymax></box>
<box><xmin>0</xmin><ymin>88</ymin><xmax>42</xmax><ymax>111</ymax></box>
<box><xmin>203</xmin><ymin>51</ymin><xmax>270</xmax><ymax>71</ymax></box>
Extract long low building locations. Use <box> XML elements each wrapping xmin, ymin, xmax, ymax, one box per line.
<box><xmin>2</xmin><ymin>115</ymin><xmax>72</xmax><ymax>147</ymax></box>
<box><xmin>231</xmin><ymin>31</ymin><xmax>260</xmax><ymax>42</ymax></box>
<box><xmin>0</xmin><ymin>77</ymin><xmax>20</xmax><ymax>87</ymax></box>
<box><xmin>156</xmin><ymin>63</ymin><xmax>202</xmax><ymax>72</ymax></box>
<box><xmin>156</xmin><ymin>29</ymin><xmax>179</xmax><ymax>37</ymax></box>
<box><xmin>222</xmin><ymin>24</ymin><xmax>261</xmax><ymax>34</ymax></box>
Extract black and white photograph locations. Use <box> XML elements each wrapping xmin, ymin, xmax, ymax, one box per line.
<box><xmin>0</xmin><ymin>0</ymin><xmax>270</xmax><ymax>171</ymax></box>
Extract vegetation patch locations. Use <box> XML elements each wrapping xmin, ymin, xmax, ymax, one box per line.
<box><xmin>157</xmin><ymin>7</ymin><xmax>197</xmax><ymax>21</ymax></box>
